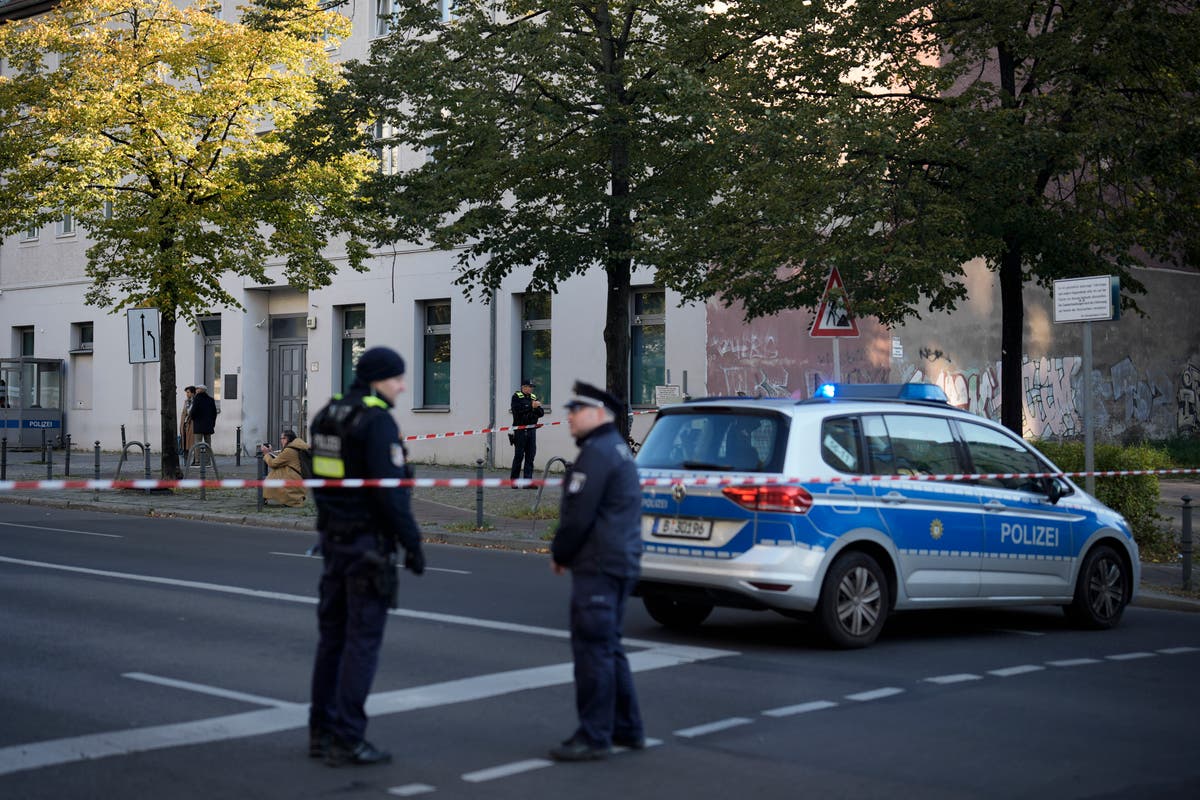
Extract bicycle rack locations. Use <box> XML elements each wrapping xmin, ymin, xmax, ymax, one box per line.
<box><xmin>183</xmin><ymin>442</ymin><xmax>221</xmax><ymax>480</ymax></box>
<box><xmin>531</xmin><ymin>456</ymin><xmax>572</xmax><ymax>538</ymax></box>
<box><xmin>114</xmin><ymin>441</ymin><xmax>152</xmax><ymax>483</ymax></box>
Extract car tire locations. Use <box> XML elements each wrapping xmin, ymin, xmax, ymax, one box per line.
<box><xmin>643</xmin><ymin>595</ymin><xmax>713</xmax><ymax>629</ymax></box>
<box><xmin>1065</xmin><ymin>544</ymin><xmax>1129</xmax><ymax>630</ymax></box>
<box><xmin>817</xmin><ymin>551</ymin><xmax>888</xmax><ymax>649</ymax></box>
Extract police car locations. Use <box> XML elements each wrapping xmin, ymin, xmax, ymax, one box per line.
<box><xmin>634</xmin><ymin>383</ymin><xmax>1139</xmax><ymax>648</ymax></box>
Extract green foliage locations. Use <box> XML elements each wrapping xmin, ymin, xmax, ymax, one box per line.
<box><xmin>1035</xmin><ymin>440</ymin><xmax>1176</xmax><ymax>561</ymax></box>
<box><xmin>1146</xmin><ymin>436</ymin><xmax>1200</xmax><ymax>469</ymax></box>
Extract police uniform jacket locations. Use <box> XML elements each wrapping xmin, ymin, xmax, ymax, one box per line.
<box><xmin>551</xmin><ymin>422</ymin><xmax>642</xmax><ymax>578</ymax></box>
<box><xmin>511</xmin><ymin>391</ymin><xmax>546</xmax><ymax>428</ymax></box>
<box><xmin>311</xmin><ymin>385</ymin><xmax>421</xmax><ymax>554</ymax></box>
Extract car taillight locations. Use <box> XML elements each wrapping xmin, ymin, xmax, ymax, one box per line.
<box><xmin>721</xmin><ymin>485</ymin><xmax>813</xmax><ymax>513</ymax></box>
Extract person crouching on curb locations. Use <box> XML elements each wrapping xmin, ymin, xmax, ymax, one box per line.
<box><xmin>307</xmin><ymin>347</ymin><xmax>425</xmax><ymax>767</ymax></box>
<box><xmin>261</xmin><ymin>430</ymin><xmax>310</xmax><ymax>507</ymax></box>
<box><xmin>548</xmin><ymin>380</ymin><xmax>645</xmax><ymax>761</ymax></box>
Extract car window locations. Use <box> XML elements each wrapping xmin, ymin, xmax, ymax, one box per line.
<box><xmin>820</xmin><ymin>416</ymin><xmax>863</xmax><ymax>473</ymax></box>
<box><xmin>879</xmin><ymin>414</ymin><xmax>964</xmax><ymax>476</ymax></box>
<box><xmin>637</xmin><ymin>410</ymin><xmax>787</xmax><ymax>472</ymax></box>
<box><xmin>957</xmin><ymin>420</ymin><xmax>1045</xmax><ymax>492</ymax></box>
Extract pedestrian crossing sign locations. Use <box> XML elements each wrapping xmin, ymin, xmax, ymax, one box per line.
<box><xmin>810</xmin><ymin>267</ymin><xmax>859</xmax><ymax>338</ymax></box>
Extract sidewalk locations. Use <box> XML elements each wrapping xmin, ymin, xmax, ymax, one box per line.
<box><xmin>2</xmin><ymin>446</ymin><xmax>1197</xmax><ymax>609</ymax></box>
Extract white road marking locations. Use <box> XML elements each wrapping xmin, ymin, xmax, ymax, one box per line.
<box><xmin>462</xmin><ymin>759</ymin><xmax>553</xmax><ymax>783</ymax></box>
<box><xmin>388</xmin><ymin>785</ymin><xmax>436</xmax><ymax>797</ymax></box>
<box><xmin>762</xmin><ymin>700</ymin><xmax>838</xmax><ymax>718</ymax></box>
<box><xmin>845</xmin><ymin>687</ymin><xmax>904</xmax><ymax>702</ymax></box>
<box><xmin>614</xmin><ymin>737</ymin><xmax>663</xmax><ymax>752</ymax></box>
<box><xmin>923</xmin><ymin>673</ymin><xmax>983</xmax><ymax>685</ymax></box>
<box><xmin>1047</xmin><ymin>658</ymin><xmax>1102</xmax><ymax>667</ymax></box>
<box><xmin>123</xmin><ymin>673</ymin><xmax>297</xmax><ymax>708</ymax></box>
<box><xmin>988</xmin><ymin>665</ymin><xmax>1045</xmax><ymax>678</ymax></box>
<box><xmin>1158</xmin><ymin>646</ymin><xmax>1200</xmax><ymax>655</ymax></box>
<box><xmin>0</xmin><ymin>521</ymin><xmax>122</xmax><ymax>538</ymax></box>
<box><xmin>269</xmin><ymin>551</ymin><xmax>471</xmax><ymax>574</ymax></box>
<box><xmin>673</xmin><ymin>717</ymin><xmax>753</xmax><ymax>738</ymax></box>
<box><xmin>1105</xmin><ymin>652</ymin><xmax>1156</xmax><ymax>661</ymax></box>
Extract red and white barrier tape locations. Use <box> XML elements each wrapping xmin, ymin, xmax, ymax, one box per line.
<box><xmin>402</xmin><ymin>409</ymin><xmax>658</xmax><ymax>442</ymax></box>
<box><xmin>0</xmin><ymin>467</ymin><xmax>1197</xmax><ymax>493</ymax></box>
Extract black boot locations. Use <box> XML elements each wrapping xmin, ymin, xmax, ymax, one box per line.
<box><xmin>325</xmin><ymin>738</ymin><xmax>392</xmax><ymax>767</ymax></box>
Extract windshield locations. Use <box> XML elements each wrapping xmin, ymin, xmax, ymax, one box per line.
<box><xmin>637</xmin><ymin>409</ymin><xmax>788</xmax><ymax>473</ymax></box>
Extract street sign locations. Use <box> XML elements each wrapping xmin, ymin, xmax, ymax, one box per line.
<box><xmin>127</xmin><ymin>308</ymin><xmax>161</xmax><ymax>364</ymax></box>
<box><xmin>810</xmin><ymin>267</ymin><xmax>860</xmax><ymax>337</ymax></box>
<box><xmin>1053</xmin><ymin>276</ymin><xmax>1120</xmax><ymax>323</ymax></box>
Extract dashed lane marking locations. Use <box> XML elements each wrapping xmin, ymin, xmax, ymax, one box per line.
<box><xmin>388</xmin><ymin>784</ymin><xmax>435</xmax><ymax>796</ymax></box>
<box><xmin>1047</xmin><ymin>658</ymin><xmax>1102</xmax><ymax>667</ymax></box>
<box><xmin>988</xmin><ymin>665</ymin><xmax>1045</xmax><ymax>678</ymax></box>
<box><xmin>674</xmin><ymin>717</ymin><xmax>754</xmax><ymax>739</ymax></box>
<box><xmin>762</xmin><ymin>700</ymin><xmax>838</xmax><ymax>718</ymax></box>
<box><xmin>462</xmin><ymin>759</ymin><xmax>554</xmax><ymax>783</ymax></box>
<box><xmin>845</xmin><ymin>687</ymin><xmax>905</xmax><ymax>702</ymax></box>
<box><xmin>923</xmin><ymin>673</ymin><xmax>983</xmax><ymax>685</ymax></box>
<box><xmin>1159</xmin><ymin>646</ymin><xmax>1200</xmax><ymax>655</ymax></box>
<box><xmin>1105</xmin><ymin>652</ymin><xmax>1156</xmax><ymax>661</ymax></box>
<box><xmin>123</xmin><ymin>673</ymin><xmax>298</xmax><ymax>708</ymax></box>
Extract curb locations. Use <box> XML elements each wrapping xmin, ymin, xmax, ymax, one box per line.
<box><xmin>1133</xmin><ymin>588</ymin><xmax>1200</xmax><ymax>613</ymax></box>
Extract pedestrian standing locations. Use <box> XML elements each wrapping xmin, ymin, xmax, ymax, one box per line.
<box><xmin>548</xmin><ymin>380</ymin><xmax>645</xmax><ymax>761</ymax></box>
<box><xmin>510</xmin><ymin>377</ymin><xmax>545</xmax><ymax>484</ymax></box>
<box><xmin>188</xmin><ymin>384</ymin><xmax>217</xmax><ymax>466</ymax></box>
<box><xmin>307</xmin><ymin>346</ymin><xmax>425</xmax><ymax>767</ymax></box>
<box><xmin>179</xmin><ymin>386</ymin><xmax>195</xmax><ymax>457</ymax></box>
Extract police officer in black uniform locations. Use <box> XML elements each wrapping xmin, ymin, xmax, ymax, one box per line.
<box><xmin>307</xmin><ymin>347</ymin><xmax>425</xmax><ymax>767</ymax></box>
<box><xmin>548</xmin><ymin>380</ymin><xmax>645</xmax><ymax>761</ymax></box>
<box><xmin>510</xmin><ymin>377</ymin><xmax>545</xmax><ymax>484</ymax></box>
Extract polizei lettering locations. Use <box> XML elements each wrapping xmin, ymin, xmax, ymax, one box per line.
<box><xmin>1000</xmin><ymin>522</ymin><xmax>1060</xmax><ymax>548</ymax></box>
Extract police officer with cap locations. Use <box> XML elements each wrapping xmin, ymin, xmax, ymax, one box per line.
<box><xmin>510</xmin><ymin>377</ymin><xmax>545</xmax><ymax>484</ymax></box>
<box><xmin>548</xmin><ymin>380</ymin><xmax>645</xmax><ymax>761</ymax></box>
<box><xmin>308</xmin><ymin>346</ymin><xmax>425</xmax><ymax>767</ymax></box>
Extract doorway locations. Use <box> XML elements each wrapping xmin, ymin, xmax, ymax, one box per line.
<box><xmin>268</xmin><ymin>315</ymin><xmax>308</xmax><ymax>440</ymax></box>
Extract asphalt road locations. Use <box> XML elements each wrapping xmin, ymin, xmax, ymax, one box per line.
<box><xmin>1</xmin><ymin>504</ymin><xmax>1197</xmax><ymax>800</ymax></box>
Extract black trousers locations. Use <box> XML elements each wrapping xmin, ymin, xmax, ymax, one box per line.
<box><xmin>511</xmin><ymin>429</ymin><xmax>536</xmax><ymax>479</ymax></box>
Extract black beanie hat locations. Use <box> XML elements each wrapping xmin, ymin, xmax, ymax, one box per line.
<box><xmin>356</xmin><ymin>347</ymin><xmax>406</xmax><ymax>382</ymax></box>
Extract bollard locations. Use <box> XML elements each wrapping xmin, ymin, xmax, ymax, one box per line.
<box><xmin>199</xmin><ymin>446</ymin><xmax>207</xmax><ymax>501</ymax></box>
<box><xmin>256</xmin><ymin>450</ymin><xmax>265</xmax><ymax>512</ymax></box>
<box><xmin>94</xmin><ymin>441</ymin><xmax>101</xmax><ymax>501</ymax></box>
<box><xmin>64</xmin><ymin>434</ymin><xmax>72</xmax><ymax>477</ymax></box>
<box><xmin>1182</xmin><ymin>495</ymin><xmax>1193</xmax><ymax>592</ymax></box>
<box><xmin>41</xmin><ymin>428</ymin><xmax>47</xmax><ymax>459</ymax></box>
<box><xmin>236</xmin><ymin>426</ymin><xmax>243</xmax><ymax>467</ymax></box>
<box><xmin>1</xmin><ymin>435</ymin><xmax>6</xmax><ymax>481</ymax></box>
<box><xmin>46</xmin><ymin>440</ymin><xmax>53</xmax><ymax>480</ymax></box>
<box><xmin>143</xmin><ymin>443</ymin><xmax>151</xmax><ymax>481</ymax></box>
<box><xmin>475</xmin><ymin>459</ymin><xmax>485</xmax><ymax>529</ymax></box>
<box><xmin>121</xmin><ymin>424</ymin><xmax>127</xmax><ymax>449</ymax></box>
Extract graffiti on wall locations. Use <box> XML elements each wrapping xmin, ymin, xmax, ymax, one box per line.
<box><xmin>1179</xmin><ymin>362</ymin><xmax>1200</xmax><ymax>433</ymax></box>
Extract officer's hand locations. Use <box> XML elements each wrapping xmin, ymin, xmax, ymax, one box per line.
<box><xmin>404</xmin><ymin>547</ymin><xmax>426</xmax><ymax>576</ymax></box>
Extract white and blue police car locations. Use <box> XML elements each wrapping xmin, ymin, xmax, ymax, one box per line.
<box><xmin>635</xmin><ymin>383</ymin><xmax>1139</xmax><ymax>648</ymax></box>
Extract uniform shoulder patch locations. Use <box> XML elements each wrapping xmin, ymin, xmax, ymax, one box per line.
<box><xmin>568</xmin><ymin>472</ymin><xmax>587</xmax><ymax>494</ymax></box>
<box><xmin>391</xmin><ymin>443</ymin><xmax>407</xmax><ymax>468</ymax></box>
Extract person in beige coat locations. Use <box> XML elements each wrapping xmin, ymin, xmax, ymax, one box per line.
<box><xmin>261</xmin><ymin>429</ymin><xmax>311</xmax><ymax>507</ymax></box>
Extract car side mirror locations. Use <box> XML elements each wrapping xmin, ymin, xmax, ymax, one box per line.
<box><xmin>1043</xmin><ymin>477</ymin><xmax>1066</xmax><ymax>505</ymax></box>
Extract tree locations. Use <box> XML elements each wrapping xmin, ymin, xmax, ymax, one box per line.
<box><xmin>664</xmin><ymin>0</ymin><xmax>1200</xmax><ymax>434</ymax></box>
<box><xmin>343</xmin><ymin>0</ymin><xmax>806</xmax><ymax>425</ymax></box>
<box><xmin>0</xmin><ymin>0</ymin><xmax>373</xmax><ymax>476</ymax></box>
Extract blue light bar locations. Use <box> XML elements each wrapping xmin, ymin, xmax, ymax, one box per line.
<box><xmin>813</xmin><ymin>383</ymin><xmax>948</xmax><ymax>403</ymax></box>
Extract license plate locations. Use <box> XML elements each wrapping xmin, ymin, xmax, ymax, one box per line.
<box><xmin>652</xmin><ymin>516</ymin><xmax>713</xmax><ymax>540</ymax></box>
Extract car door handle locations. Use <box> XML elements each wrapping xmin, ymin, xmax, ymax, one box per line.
<box><xmin>880</xmin><ymin>491</ymin><xmax>907</xmax><ymax>504</ymax></box>
<box><xmin>983</xmin><ymin>500</ymin><xmax>1006</xmax><ymax>512</ymax></box>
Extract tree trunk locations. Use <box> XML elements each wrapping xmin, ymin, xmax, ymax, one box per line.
<box><xmin>159</xmin><ymin>306</ymin><xmax>182</xmax><ymax>479</ymax></box>
<box><xmin>999</xmin><ymin>241</ymin><xmax>1024</xmax><ymax>435</ymax></box>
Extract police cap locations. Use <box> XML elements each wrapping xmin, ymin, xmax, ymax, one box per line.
<box><xmin>564</xmin><ymin>381</ymin><xmax>622</xmax><ymax>417</ymax></box>
<box><xmin>356</xmin><ymin>347</ymin><xmax>406</xmax><ymax>382</ymax></box>
<box><xmin>520</xmin><ymin>377</ymin><xmax>536</xmax><ymax>387</ymax></box>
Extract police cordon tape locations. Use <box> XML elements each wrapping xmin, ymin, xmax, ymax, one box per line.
<box><xmin>1</xmin><ymin>467</ymin><xmax>1198</xmax><ymax>493</ymax></box>
<box><xmin>400</xmin><ymin>409</ymin><xmax>658</xmax><ymax>443</ymax></box>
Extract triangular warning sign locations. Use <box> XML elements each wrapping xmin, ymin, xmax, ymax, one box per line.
<box><xmin>810</xmin><ymin>267</ymin><xmax>860</xmax><ymax>338</ymax></box>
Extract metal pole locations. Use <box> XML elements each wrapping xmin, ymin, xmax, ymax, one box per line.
<box><xmin>256</xmin><ymin>450</ymin><xmax>265</xmax><ymax>512</ymax></box>
<box><xmin>832</xmin><ymin>338</ymin><xmax>842</xmax><ymax>383</ymax></box>
<box><xmin>94</xmin><ymin>441</ymin><xmax>101</xmax><ymax>502</ymax></box>
<box><xmin>236</xmin><ymin>426</ymin><xmax>243</xmax><ymax>467</ymax></box>
<box><xmin>199</xmin><ymin>445</ymin><xmax>207</xmax><ymax>501</ymax></box>
<box><xmin>143</xmin><ymin>443</ymin><xmax>151</xmax><ymax>481</ymax></box>
<box><xmin>1082</xmin><ymin>321</ymin><xmax>1095</xmax><ymax>496</ymax></box>
<box><xmin>41</xmin><ymin>428</ymin><xmax>47</xmax><ymax>461</ymax></box>
<box><xmin>475</xmin><ymin>459</ymin><xmax>484</xmax><ymax>528</ymax></box>
<box><xmin>45</xmin><ymin>439</ymin><xmax>52</xmax><ymax>480</ymax></box>
<box><xmin>1</xmin><ymin>436</ymin><xmax>6</xmax><ymax>480</ymax></box>
<box><xmin>121</xmin><ymin>424</ymin><xmax>127</xmax><ymax>449</ymax></box>
<box><xmin>1182</xmin><ymin>495</ymin><xmax>1193</xmax><ymax>592</ymax></box>
<box><xmin>64</xmin><ymin>434</ymin><xmax>72</xmax><ymax>477</ymax></box>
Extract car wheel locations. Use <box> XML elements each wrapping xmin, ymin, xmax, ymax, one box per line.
<box><xmin>817</xmin><ymin>551</ymin><xmax>888</xmax><ymax>649</ymax></box>
<box><xmin>1065</xmin><ymin>544</ymin><xmax>1129</xmax><ymax>629</ymax></box>
<box><xmin>643</xmin><ymin>595</ymin><xmax>713</xmax><ymax>629</ymax></box>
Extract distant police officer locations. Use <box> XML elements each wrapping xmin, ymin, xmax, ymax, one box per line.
<box><xmin>510</xmin><ymin>377</ymin><xmax>545</xmax><ymax>484</ymax></box>
<box><xmin>307</xmin><ymin>347</ymin><xmax>425</xmax><ymax>767</ymax></box>
<box><xmin>548</xmin><ymin>381</ymin><xmax>645</xmax><ymax>761</ymax></box>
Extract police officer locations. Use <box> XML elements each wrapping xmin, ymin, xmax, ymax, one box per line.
<box><xmin>307</xmin><ymin>347</ymin><xmax>425</xmax><ymax>767</ymax></box>
<box><xmin>510</xmin><ymin>377</ymin><xmax>545</xmax><ymax>484</ymax></box>
<box><xmin>548</xmin><ymin>380</ymin><xmax>645</xmax><ymax>761</ymax></box>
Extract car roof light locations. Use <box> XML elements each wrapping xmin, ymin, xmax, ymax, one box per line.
<box><xmin>810</xmin><ymin>383</ymin><xmax>948</xmax><ymax>403</ymax></box>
